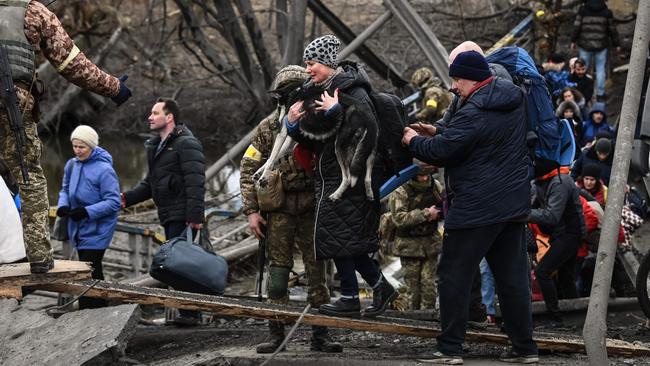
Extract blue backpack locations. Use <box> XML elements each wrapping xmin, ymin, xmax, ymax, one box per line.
<box><xmin>486</xmin><ymin>47</ymin><xmax>574</xmax><ymax>166</ymax></box>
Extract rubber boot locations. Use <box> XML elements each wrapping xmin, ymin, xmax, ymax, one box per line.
<box><xmin>30</xmin><ymin>258</ymin><xmax>54</xmax><ymax>274</ymax></box>
<box><xmin>310</xmin><ymin>325</ymin><xmax>343</xmax><ymax>352</ymax></box>
<box><xmin>256</xmin><ymin>321</ymin><xmax>285</xmax><ymax>354</ymax></box>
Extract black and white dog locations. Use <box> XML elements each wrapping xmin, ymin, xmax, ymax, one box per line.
<box><xmin>294</xmin><ymin>84</ymin><xmax>378</xmax><ymax>201</ymax></box>
<box><xmin>256</xmin><ymin>83</ymin><xmax>378</xmax><ymax>201</ymax></box>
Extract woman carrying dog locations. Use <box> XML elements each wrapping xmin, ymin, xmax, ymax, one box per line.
<box><xmin>285</xmin><ymin>35</ymin><xmax>397</xmax><ymax>318</ymax></box>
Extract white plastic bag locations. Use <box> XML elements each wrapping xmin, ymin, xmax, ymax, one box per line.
<box><xmin>0</xmin><ymin>177</ymin><xmax>25</xmax><ymax>264</ymax></box>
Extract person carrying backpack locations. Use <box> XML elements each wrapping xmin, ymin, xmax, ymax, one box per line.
<box><xmin>403</xmin><ymin>49</ymin><xmax>538</xmax><ymax>364</ymax></box>
<box><xmin>543</xmin><ymin>54</ymin><xmax>576</xmax><ymax>101</ymax></box>
<box><xmin>285</xmin><ymin>35</ymin><xmax>397</xmax><ymax>319</ymax></box>
<box><xmin>529</xmin><ymin>158</ymin><xmax>585</xmax><ymax>327</ymax></box>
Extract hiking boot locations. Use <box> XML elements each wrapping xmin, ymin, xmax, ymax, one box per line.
<box><xmin>499</xmin><ymin>349</ymin><xmax>539</xmax><ymax>364</ymax></box>
<box><xmin>29</xmin><ymin>258</ymin><xmax>54</xmax><ymax>274</ymax></box>
<box><xmin>256</xmin><ymin>322</ymin><xmax>285</xmax><ymax>354</ymax></box>
<box><xmin>417</xmin><ymin>351</ymin><xmax>463</xmax><ymax>364</ymax></box>
<box><xmin>363</xmin><ymin>279</ymin><xmax>398</xmax><ymax>318</ymax></box>
<box><xmin>310</xmin><ymin>325</ymin><xmax>343</xmax><ymax>353</ymax></box>
<box><xmin>319</xmin><ymin>297</ymin><xmax>361</xmax><ymax>317</ymax></box>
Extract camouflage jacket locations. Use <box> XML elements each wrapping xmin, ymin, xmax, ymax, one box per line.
<box><xmin>532</xmin><ymin>2</ymin><xmax>563</xmax><ymax>39</ymax></box>
<box><xmin>415</xmin><ymin>82</ymin><xmax>452</xmax><ymax>124</ymax></box>
<box><xmin>240</xmin><ymin>111</ymin><xmax>314</xmax><ymax>216</ymax></box>
<box><xmin>18</xmin><ymin>1</ymin><xmax>119</xmax><ymax>106</ymax></box>
<box><xmin>389</xmin><ymin>178</ymin><xmax>443</xmax><ymax>258</ymax></box>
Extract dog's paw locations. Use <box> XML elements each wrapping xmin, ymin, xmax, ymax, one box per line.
<box><xmin>256</xmin><ymin>176</ymin><xmax>268</xmax><ymax>189</ymax></box>
<box><xmin>328</xmin><ymin>193</ymin><xmax>342</xmax><ymax>201</ymax></box>
<box><xmin>365</xmin><ymin>186</ymin><xmax>374</xmax><ymax>201</ymax></box>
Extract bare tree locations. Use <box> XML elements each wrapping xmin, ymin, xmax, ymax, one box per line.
<box><xmin>174</xmin><ymin>0</ymin><xmax>272</xmax><ymax>116</ymax></box>
<box><xmin>280</xmin><ymin>0</ymin><xmax>307</xmax><ymax>66</ymax></box>
<box><xmin>234</xmin><ymin>0</ymin><xmax>276</xmax><ymax>86</ymax></box>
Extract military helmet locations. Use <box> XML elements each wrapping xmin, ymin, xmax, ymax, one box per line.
<box><xmin>411</xmin><ymin>67</ymin><xmax>434</xmax><ymax>88</ymax></box>
<box><xmin>270</xmin><ymin>65</ymin><xmax>310</xmax><ymax>91</ymax></box>
<box><xmin>414</xmin><ymin>159</ymin><xmax>436</xmax><ymax>175</ymax></box>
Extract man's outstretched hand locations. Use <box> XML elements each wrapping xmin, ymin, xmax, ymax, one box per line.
<box><xmin>402</xmin><ymin>127</ymin><xmax>418</xmax><ymax>146</ymax></box>
<box><xmin>409</xmin><ymin>123</ymin><xmax>437</xmax><ymax>137</ymax></box>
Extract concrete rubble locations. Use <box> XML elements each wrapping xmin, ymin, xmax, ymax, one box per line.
<box><xmin>0</xmin><ymin>299</ymin><xmax>139</xmax><ymax>366</ymax></box>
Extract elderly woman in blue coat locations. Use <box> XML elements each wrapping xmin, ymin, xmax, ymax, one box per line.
<box><xmin>56</xmin><ymin>125</ymin><xmax>121</xmax><ymax>309</ymax></box>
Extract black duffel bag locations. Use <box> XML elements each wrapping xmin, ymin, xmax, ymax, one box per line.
<box><xmin>150</xmin><ymin>227</ymin><xmax>228</xmax><ymax>295</ymax></box>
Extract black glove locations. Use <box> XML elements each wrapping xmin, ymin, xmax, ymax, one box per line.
<box><xmin>56</xmin><ymin>206</ymin><xmax>70</xmax><ymax>217</ymax></box>
<box><xmin>111</xmin><ymin>75</ymin><xmax>132</xmax><ymax>106</ymax></box>
<box><xmin>69</xmin><ymin>207</ymin><xmax>89</xmax><ymax>221</ymax></box>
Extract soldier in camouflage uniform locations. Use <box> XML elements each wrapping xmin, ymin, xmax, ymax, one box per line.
<box><xmin>0</xmin><ymin>0</ymin><xmax>131</xmax><ymax>273</ymax></box>
<box><xmin>411</xmin><ymin>67</ymin><xmax>452</xmax><ymax>124</ymax></box>
<box><xmin>240</xmin><ymin>65</ymin><xmax>342</xmax><ymax>354</ymax></box>
<box><xmin>532</xmin><ymin>0</ymin><xmax>564</xmax><ymax>64</ymax></box>
<box><xmin>388</xmin><ymin>165</ymin><xmax>444</xmax><ymax>310</ymax></box>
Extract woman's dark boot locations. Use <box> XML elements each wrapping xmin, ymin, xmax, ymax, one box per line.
<box><xmin>318</xmin><ymin>297</ymin><xmax>361</xmax><ymax>317</ymax></box>
<box><xmin>310</xmin><ymin>325</ymin><xmax>343</xmax><ymax>352</ymax></box>
<box><xmin>363</xmin><ymin>279</ymin><xmax>398</xmax><ymax>317</ymax></box>
<box><xmin>256</xmin><ymin>321</ymin><xmax>285</xmax><ymax>354</ymax></box>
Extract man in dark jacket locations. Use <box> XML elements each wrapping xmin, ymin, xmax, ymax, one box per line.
<box><xmin>570</xmin><ymin>0</ymin><xmax>620</xmax><ymax>101</ymax></box>
<box><xmin>403</xmin><ymin>50</ymin><xmax>538</xmax><ymax>364</ymax></box>
<box><xmin>122</xmin><ymin>97</ymin><xmax>205</xmax><ymax>325</ymax></box>
<box><xmin>286</xmin><ymin>35</ymin><xmax>397</xmax><ymax>319</ymax></box>
<box><xmin>568</xmin><ymin>58</ymin><xmax>595</xmax><ymax>106</ymax></box>
<box><xmin>530</xmin><ymin>159</ymin><xmax>585</xmax><ymax>326</ymax></box>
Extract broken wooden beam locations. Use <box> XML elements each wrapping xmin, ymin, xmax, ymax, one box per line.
<box><xmin>28</xmin><ymin>280</ymin><xmax>650</xmax><ymax>357</ymax></box>
<box><xmin>0</xmin><ymin>260</ymin><xmax>91</xmax><ymax>287</ymax></box>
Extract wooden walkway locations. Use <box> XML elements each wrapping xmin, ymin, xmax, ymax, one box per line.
<box><xmin>22</xmin><ymin>280</ymin><xmax>650</xmax><ymax>357</ymax></box>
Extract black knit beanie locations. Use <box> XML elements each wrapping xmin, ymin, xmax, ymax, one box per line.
<box><xmin>582</xmin><ymin>164</ymin><xmax>601</xmax><ymax>180</ymax></box>
<box><xmin>534</xmin><ymin>157</ymin><xmax>560</xmax><ymax>178</ymax></box>
<box><xmin>449</xmin><ymin>51</ymin><xmax>491</xmax><ymax>82</ymax></box>
<box><xmin>595</xmin><ymin>138</ymin><xmax>612</xmax><ymax>155</ymax></box>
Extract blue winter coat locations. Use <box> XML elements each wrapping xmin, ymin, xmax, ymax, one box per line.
<box><xmin>581</xmin><ymin>102</ymin><xmax>614</xmax><ymax>147</ymax></box>
<box><xmin>57</xmin><ymin>147</ymin><xmax>121</xmax><ymax>250</ymax></box>
<box><xmin>409</xmin><ymin>77</ymin><xmax>530</xmax><ymax>229</ymax></box>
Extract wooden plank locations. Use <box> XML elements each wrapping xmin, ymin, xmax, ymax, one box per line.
<box><xmin>28</xmin><ymin>280</ymin><xmax>650</xmax><ymax>357</ymax></box>
<box><xmin>0</xmin><ymin>286</ymin><xmax>22</xmax><ymax>299</ymax></box>
<box><xmin>0</xmin><ymin>260</ymin><xmax>91</xmax><ymax>286</ymax></box>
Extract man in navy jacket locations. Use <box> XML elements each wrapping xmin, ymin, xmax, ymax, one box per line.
<box><xmin>403</xmin><ymin>50</ymin><xmax>538</xmax><ymax>364</ymax></box>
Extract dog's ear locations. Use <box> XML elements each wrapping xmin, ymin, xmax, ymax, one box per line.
<box><xmin>269</xmin><ymin>83</ymin><xmax>296</xmax><ymax>99</ymax></box>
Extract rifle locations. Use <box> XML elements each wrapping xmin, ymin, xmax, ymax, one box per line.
<box><xmin>0</xmin><ymin>46</ymin><xmax>29</xmax><ymax>184</ymax></box>
<box><xmin>255</xmin><ymin>214</ymin><xmax>267</xmax><ymax>302</ymax></box>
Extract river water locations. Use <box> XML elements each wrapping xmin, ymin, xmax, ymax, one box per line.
<box><xmin>40</xmin><ymin>133</ymin><xmax>230</xmax><ymax>206</ymax></box>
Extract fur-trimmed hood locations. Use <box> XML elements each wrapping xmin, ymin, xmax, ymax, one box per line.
<box><xmin>556</xmin><ymin>100</ymin><xmax>581</xmax><ymax>118</ymax></box>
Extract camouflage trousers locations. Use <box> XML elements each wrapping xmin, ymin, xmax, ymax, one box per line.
<box><xmin>266</xmin><ymin>211</ymin><xmax>329</xmax><ymax>307</ymax></box>
<box><xmin>400</xmin><ymin>255</ymin><xmax>438</xmax><ymax>310</ymax></box>
<box><xmin>0</xmin><ymin>110</ymin><xmax>52</xmax><ymax>263</ymax></box>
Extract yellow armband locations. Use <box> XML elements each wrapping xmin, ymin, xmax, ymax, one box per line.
<box><xmin>244</xmin><ymin>145</ymin><xmax>262</xmax><ymax>161</ymax></box>
<box><xmin>56</xmin><ymin>44</ymin><xmax>80</xmax><ymax>73</ymax></box>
